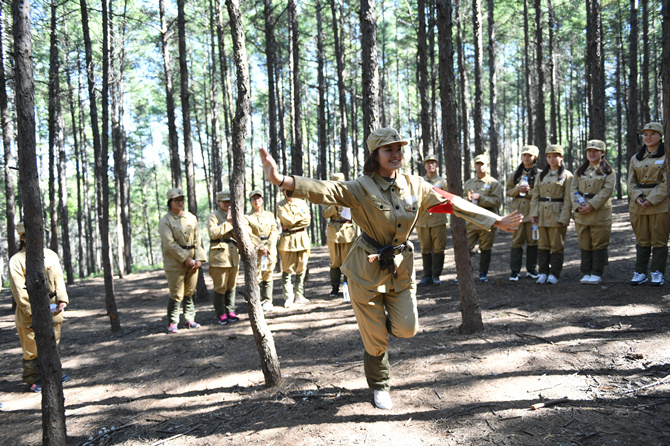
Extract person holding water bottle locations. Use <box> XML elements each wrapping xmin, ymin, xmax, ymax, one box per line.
<box><xmin>246</xmin><ymin>190</ymin><xmax>279</xmax><ymax>311</ymax></box>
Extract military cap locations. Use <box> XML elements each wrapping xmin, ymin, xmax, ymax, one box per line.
<box><xmin>546</xmin><ymin>144</ymin><xmax>564</xmax><ymax>156</ymax></box>
<box><xmin>640</xmin><ymin>122</ymin><xmax>663</xmax><ymax>137</ymax></box>
<box><xmin>366</xmin><ymin>127</ymin><xmax>409</xmax><ymax>152</ymax></box>
<box><xmin>167</xmin><ymin>188</ymin><xmax>185</xmax><ymax>200</ymax></box>
<box><xmin>521</xmin><ymin>145</ymin><xmax>539</xmax><ymax>157</ymax></box>
<box><xmin>216</xmin><ymin>191</ymin><xmax>231</xmax><ymax>202</ymax></box>
<box><xmin>585</xmin><ymin>140</ymin><xmax>606</xmax><ymax>152</ymax></box>
<box><xmin>249</xmin><ymin>189</ymin><xmax>263</xmax><ymax>200</ymax></box>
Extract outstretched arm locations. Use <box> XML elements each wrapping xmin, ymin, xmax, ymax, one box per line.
<box><xmin>493</xmin><ymin>210</ymin><xmax>524</xmax><ymax>233</ymax></box>
<box><xmin>260</xmin><ymin>148</ymin><xmax>295</xmax><ymax>191</ymax></box>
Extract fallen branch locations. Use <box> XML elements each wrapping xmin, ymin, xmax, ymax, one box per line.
<box><xmin>149</xmin><ymin>424</ymin><xmax>201</xmax><ymax>446</ymax></box>
<box><xmin>334</xmin><ymin>361</ymin><xmax>363</xmax><ymax>374</ymax></box>
<box><xmin>79</xmin><ymin>424</ymin><xmax>134</xmax><ymax>446</ymax></box>
<box><xmin>531</xmin><ymin>397</ymin><xmax>569</xmax><ymax>410</ymax></box>
<box><xmin>623</xmin><ymin>375</ymin><xmax>670</xmax><ymax>394</ymax></box>
<box><xmin>515</xmin><ymin>332</ymin><xmax>554</xmax><ymax>345</ymax></box>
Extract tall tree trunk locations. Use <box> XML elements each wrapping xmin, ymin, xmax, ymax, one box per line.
<box><xmin>455</xmin><ymin>0</ymin><xmax>471</xmax><ymax>180</ymax></box>
<box><xmin>226</xmin><ymin>0</ymin><xmax>282</xmax><ymax>388</ymax></box>
<box><xmin>616</xmin><ymin>37</ymin><xmax>624</xmax><ymax>200</ymax></box>
<box><xmin>586</xmin><ymin>0</ymin><xmax>606</xmax><ymax>139</ymax></box>
<box><xmin>215</xmin><ymin>0</ymin><xmax>233</xmax><ymax>163</ymax></box>
<box><xmin>472</xmin><ymin>0</ymin><xmax>484</xmax><ymax>156</ymax></box>
<box><xmin>159</xmin><ymin>0</ymin><xmax>181</xmax><ymax>188</ymax></box>
<box><xmin>263</xmin><ymin>0</ymin><xmax>279</xmax><ymax>161</ymax></box>
<box><xmin>0</xmin><ymin>5</ymin><xmax>18</xmax><ymax>263</ymax></box>
<box><xmin>663</xmin><ymin>0</ymin><xmax>669</xmax><ymax>144</ymax></box>
<box><xmin>418</xmin><ymin>0</ymin><xmax>431</xmax><ymax>167</ymax></box>
<box><xmin>317</xmin><ymin>0</ymin><xmax>327</xmax><ymax>182</ymax></box>
<box><xmin>523</xmin><ymin>0</ymin><xmax>534</xmax><ymax>144</ymax></box>
<box><xmin>641</xmin><ymin>0</ymin><xmax>650</xmax><ymax>123</ymax></box>
<box><xmin>360</xmin><ymin>0</ymin><xmax>380</xmax><ymax>152</ymax></box>
<box><xmin>330</xmin><ymin>0</ymin><xmax>349</xmax><ymax>179</ymax></box>
<box><xmin>534</xmin><ymin>0</ymin><xmax>547</xmax><ymax>159</ymax></box>
<box><xmin>626</xmin><ymin>0</ymin><xmax>640</xmax><ymax>162</ymax></box>
<box><xmin>13</xmin><ymin>0</ymin><xmax>67</xmax><ymax>441</ymax></box>
<box><xmin>487</xmin><ymin>0</ymin><xmax>499</xmax><ymax>177</ymax></box>
<box><xmin>548</xmin><ymin>0</ymin><xmax>558</xmax><ymax>144</ymax></box>
<box><xmin>81</xmin><ymin>0</ymin><xmax>120</xmax><ymax>331</ymax></box>
<box><xmin>208</xmin><ymin>0</ymin><xmax>222</xmax><ymax>197</ymax></box>
<box><xmin>47</xmin><ymin>1</ymin><xmax>59</xmax><ymax>254</ymax></box>
<box><xmin>77</xmin><ymin>58</ymin><xmax>96</xmax><ymax>275</ymax></box>
<box><xmin>437</xmin><ymin>0</ymin><xmax>483</xmax><ymax>334</ymax></box>
<box><xmin>288</xmin><ymin>0</ymin><xmax>303</xmax><ymax>176</ymax></box>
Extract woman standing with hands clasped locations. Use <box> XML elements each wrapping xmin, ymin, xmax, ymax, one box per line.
<box><xmin>530</xmin><ymin>145</ymin><xmax>573</xmax><ymax>285</ymax></box>
<box><xmin>628</xmin><ymin>122</ymin><xmax>668</xmax><ymax>286</ymax></box>
<box><xmin>570</xmin><ymin>140</ymin><xmax>615</xmax><ymax>285</ymax></box>
<box><xmin>259</xmin><ymin>127</ymin><xmax>522</xmax><ymax>410</ymax></box>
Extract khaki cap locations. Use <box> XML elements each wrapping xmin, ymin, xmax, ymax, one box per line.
<box><xmin>424</xmin><ymin>154</ymin><xmax>439</xmax><ymax>163</ymax></box>
<box><xmin>330</xmin><ymin>173</ymin><xmax>345</xmax><ymax>182</ymax></box>
<box><xmin>216</xmin><ymin>191</ymin><xmax>231</xmax><ymax>202</ymax></box>
<box><xmin>16</xmin><ymin>221</ymin><xmax>25</xmax><ymax>236</ymax></box>
<box><xmin>546</xmin><ymin>144</ymin><xmax>564</xmax><ymax>156</ymax></box>
<box><xmin>366</xmin><ymin>127</ymin><xmax>409</xmax><ymax>152</ymax></box>
<box><xmin>249</xmin><ymin>189</ymin><xmax>263</xmax><ymax>200</ymax></box>
<box><xmin>640</xmin><ymin>122</ymin><xmax>663</xmax><ymax>136</ymax></box>
<box><xmin>473</xmin><ymin>154</ymin><xmax>489</xmax><ymax>164</ymax></box>
<box><xmin>585</xmin><ymin>140</ymin><xmax>606</xmax><ymax>152</ymax></box>
<box><xmin>521</xmin><ymin>144</ymin><xmax>539</xmax><ymax>157</ymax></box>
<box><xmin>167</xmin><ymin>188</ymin><xmax>185</xmax><ymax>200</ymax></box>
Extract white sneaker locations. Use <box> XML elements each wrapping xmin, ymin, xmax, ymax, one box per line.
<box><xmin>630</xmin><ymin>272</ymin><xmax>648</xmax><ymax>286</ymax></box>
<box><xmin>588</xmin><ymin>275</ymin><xmax>602</xmax><ymax>284</ymax></box>
<box><xmin>262</xmin><ymin>302</ymin><xmax>274</xmax><ymax>312</ymax></box>
<box><xmin>283</xmin><ymin>297</ymin><xmax>294</xmax><ymax>308</ymax></box>
<box><xmin>547</xmin><ymin>274</ymin><xmax>559</xmax><ymax>284</ymax></box>
<box><xmin>580</xmin><ymin>275</ymin><xmax>592</xmax><ymax>284</ymax></box>
<box><xmin>651</xmin><ymin>271</ymin><xmax>664</xmax><ymax>287</ymax></box>
<box><xmin>373</xmin><ymin>390</ymin><xmax>393</xmax><ymax>410</ymax></box>
<box><xmin>536</xmin><ymin>274</ymin><xmax>548</xmax><ymax>284</ymax></box>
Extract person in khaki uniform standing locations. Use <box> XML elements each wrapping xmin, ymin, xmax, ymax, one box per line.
<box><xmin>530</xmin><ymin>145</ymin><xmax>573</xmax><ymax>284</ymax></box>
<box><xmin>322</xmin><ymin>172</ymin><xmax>357</xmax><ymax>298</ymax></box>
<box><xmin>259</xmin><ymin>127</ymin><xmax>523</xmax><ymax>410</ymax></box>
<box><xmin>246</xmin><ymin>189</ymin><xmax>279</xmax><ymax>311</ymax></box>
<box><xmin>158</xmin><ymin>188</ymin><xmax>207</xmax><ymax>333</ymax></box>
<box><xmin>628</xmin><ymin>122</ymin><xmax>668</xmax><ymax>286</ymax></box>
<box><xmin>208</xmin><ymin>191</ymin><xmax>241</xmax><ymax>324</ymax></box>
<box><xmin>463</xmin><ymin>154</ymin><xmax>504</xmax><ymax>282</ymax></box>
<box><xmin>506</xmin><ymin>145</ymin><xmax>541</xmax><ymax>281</ymax></box>
<box><xmin>570</xmin><ymin>140</ymin><xmax>616</xmax><ymax>285</ymax></box>
<box><xmin>416</xmin><ymin>154</ymin><xmax>449</xmax><ymax>286</ymax></box>
<box><xmin>9</xmin><ymin>222</ymin><xmax>70</xmax><ymax>392</ymax></box>
<box><xmin>277</xmin><ymin>190</ymin><xmax>311</xmax><ymax>307</ymax></box>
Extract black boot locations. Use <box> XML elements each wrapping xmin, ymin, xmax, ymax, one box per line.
<box><xmin>329</xmin><ymin>267</ymin><xmax>341</xmax><ymax>297</ymax></box>
<box><xmin>418</xmin><ymin>254</ymin><xmax>433</xmax><ymax>286</ymax></box>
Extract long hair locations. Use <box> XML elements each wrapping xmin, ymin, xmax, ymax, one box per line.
<box><xmin>363</xmin><ymin>150</ymin><xmax>380</xmax><ymax>175</ymax></box>
<box><xmin>635</xmin><ymin>141</ymin><xmax>665</xmax><ymax>161</ymax></box>
<box><xmin>539</xmin><ymin>162</ymin><xmax>565</xmax><ymax>182</ymax></box>
<box><xmin>513</xmin><ymin>162</ymin><xmax>539</xmax><ymax>188</ymax></box>
<box><xmin>575</xmin><ymin>154</ymin><xmax>614</xmax><ymax>177</ymax></box>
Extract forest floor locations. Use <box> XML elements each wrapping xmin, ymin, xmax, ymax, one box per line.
<box><xmin>0</xmin><ymin>199</ymin><xmax>669</xmax><ymax>446</ymax></box>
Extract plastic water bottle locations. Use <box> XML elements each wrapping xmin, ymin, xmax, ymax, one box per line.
<box><xmin>574</xmin><ymin>191</ymin><xmax>586</xmax><ymax>206</ymax></box>
<box><xmin>260</xmin><ymin>255</ymin><xmax>268</xmax><ymax>271</ymax></box>
<box><xmin>342</xmin><ymin>282</ymin><xmax>350</xmax><ymax>302</ymax></box>
<box><xmin>519</xmin><ymin>176</ymin><xmax>529</xmax><ymax>197</ymax></box>
<box><xmin>531</xmin><ymin>223</ymin><xmax>539</xmax><ymax>240</ymax></box>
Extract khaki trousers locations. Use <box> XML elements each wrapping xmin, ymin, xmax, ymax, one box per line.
<box><xmin>210</xmin><ymin>265</ymin><xmax>239</xmax><ymax>295</ymax></box>
<box><xmin>631</xmin><ymin>213</ymin><xmax>670</xmax><ymax>248</ymax></box>
<box><xmin>166</xmin><ymin>267</ymin><xmax>199</xmax><ymax>302</ymax></box>
<box><xmin>279</xmin><ymin>249</ymin><xmax>310</xmax><ymax>274</ymax></box>
<box><xmin>467</xmin><ymin>226</ymin><xmax>497</xmax><ymax>251</ymax></box>
<box><xmin>417</xmin><ymin>225</ymin><xmax>448</xmax><ymax>254</ymax></box>
<box><xmin>327</xmin><ymin>241</ymin><xmax>353</xmax><ymax>269</ymax></box>
<box><xmin>538</xmin><ymin>226</ymin><xmax>567</xmax><ymax>253</ymax></box>
<box><xmin>575</xmin><ymin>222</ymin><xmax>611</xmax><ymax>251</ymax></box>
<box><xmin>511</xmin><ymin>221</ymin><xmax>538</xmax><ymax>248</ymax></box>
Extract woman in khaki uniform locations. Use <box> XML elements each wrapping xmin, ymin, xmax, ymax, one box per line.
<box><xmin>416</xmin><ymin>154</ymin><xmax>449</xmax><ymax>286</ymax></box>
<box><xmin>463</xmin><ymin>154</ymin><xmax>503</xmax><ymax>282</ymax></box>
<box><xmin>628</xmin><ymin>122</ymin><xmax>668</xmax><ymax>286</ymax></box>
<box><xmin>570</xmin><ymin>140</ymin><xmax>616</xmax><ymax>285</ymax></box>
<box><xmin>277</xmin><ymin>190</ymin><xmax>311</xmax><ymax>307</ymax></box>
<box><xmin>322</xmin><ymin>172</ymin><xmax>357</xmax><ymax>298</ymax></box>
<box><xmin>208</xmin><ymin>191</ymin><xmax>240</xmax><ymax>324</ymax></box>
<box><xmin>506</xmin><ymin>145</ymin><xmax>541</xmax><ymax>281</ymax></box>
<box><xmin>530</xmin><ymin>145</ymin><xmax>573</xmax><ymax>284</ymax></box>
<box><xmin>9</xmin><ymin>222</ymin><xmax>70</xmax><ymax>392</ymax></box>
<box><xmin>246</xmin><ymin>190</ymin><xmax>279</xmax><ymax>311</ymax></box>
<box><xmin>158</xmin><ymin>188</ymin><xmax>207</xmax><ymax>333</ymax></box>
<box><xmin>259</xmin><ymin>127</ymin><xmax>522</xmax><ymax>410</ymax></box>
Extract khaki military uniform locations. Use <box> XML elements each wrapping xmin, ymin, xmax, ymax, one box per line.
<box><xmin>570</xmin><ymin>167</ymin><xmax>615</xmax><ymax>276</ymax></box>
<box><xmin>158</xmin><ymin>210</ymin><xmax>207</xmax><ymax>324</ymax></box>
<box><xmin>463</xmin><ymin>174</ymin><xmax>503</xmax><ymax>275</ymax></box>
<box><xmin>208</xmin><ymin>209</ymin><xmax>240</xmax><ymax>316</ymax></box>
<box><xmin>246</xmin><ymin>209</ymin><xmax>279</xmax><ymax>305</ymax></box>
<box><xmin>277</xmin><ymin>198</ymin><xmax>311</xmax><ymax>305</ymax></box>
<box><xmin>416</xmin><ymin>175</ymin><xmax>449</xmax><ymax>281</ymax></box>
<box><xmin>506</xmin><ymin>168</ymin><xmax>540</xmax><ymax>275</ymax></box>
<box><xmin>9</xmin><ymin>248</ymin><xmax>69</xmax><ymax>385</ymax></box>
<box><xmin>627</xmin><ymin>146</ymin><xmax>669</xmax><ymax>274</ymax></box>
<box><xmin>291</xmin><ymin>172</ymin><xmax>498</xmax><ymax>391</ymax></box>
<box><xmin>322</xmin><ymin>203</ymin><xmax>357</xmax><ymax>294</ymax></box>
<box><xmin>530</xmin><ymin>169</ymin><xmax>573</xmax><ymax>277</ymax></box>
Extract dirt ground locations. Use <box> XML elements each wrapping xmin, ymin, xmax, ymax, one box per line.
<box><xmin>0</xmin><ymin>199</ymin><xmax>669</xmax><ymax>446</ymax></box>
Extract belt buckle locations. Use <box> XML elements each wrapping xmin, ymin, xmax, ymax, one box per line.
<box><xmin>546</xmin><ymin>197</ymin><xmax>551</xmax><ymax>202</ymax></box>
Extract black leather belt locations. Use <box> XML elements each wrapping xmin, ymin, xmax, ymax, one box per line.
<box><xmin>259</xmin><ymin>235</ymin><xmax>269</xmax><ymax>240</ymax></box>
<box><xmin>361</xmin><ymin>232</ymin><xmax>406</xmax><ymax>278</ymax></box>
<box><xmin>539</xmin><ymin>197</ymin><xmax>564</xmax><ymax>202</ymax></box>
<box><xmin>638</xmin><ymin>183</ymin><xmax>658</xmax><ymax>188</ymax></box>
<box><xmin>282</xmin><ymin>228</ymin><xmax>305</xmax><ymax>235</ymax></box>
<box><xmin>331</xmin><ymin>219</ymin><xmax>351</xmax><ymax>224</ymax></box>
<box><xmin>179</xmin><ymin>244</ymin><xmax>195</xmax><ymax>249</ymax></box>
<box><xmin>583</xmin><ymin>193</ymin><xmax>595</xmax><ymax>199</ymax></box>
<box><xmin>210</xmin><ymin>238</ymin><xmax>237</xmax><ymax>247</ymax></box>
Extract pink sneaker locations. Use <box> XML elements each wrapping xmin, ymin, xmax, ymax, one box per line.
<box><xmin>227</xmin><ymin>312</ymin><xmax>239</xmax><ymax>322</ymax></box>
<box><xmin>185</xmin><ymin>321</ymin><xmax>201</xmax><ymax>329</ymax></box>
<box><xmin>218</xmin><ymin>314</ymin><xmax>228</xmax><ymax>325</ymax></box>
<box><xmin>167</xmin><ymin>323</ymin><xmax>178</xmax><ymax>334</ymax></box>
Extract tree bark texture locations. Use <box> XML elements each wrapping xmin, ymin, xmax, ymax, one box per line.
<box><xmin>263</xmin><ymin>0</ymin><xmax>279</xmax><ymax>162</ymax></box>
<box><xmin>472</xmin><ymin>0</ymin><xmax>484</xmax><ymax>157</ymax></box>
<box><xmin>226</xmin><ymin>0</ymin><xmax>282</xmax><ymax>388</ymax></box>
<box><xmin>663</xmin><ymin>0</ymin><xmax>669</xmax><ymax>155</ymax></box>
<box><xmin>523</xmin><ymin>0</ymin><xmax>534</xmax><ymax>145</ymax></box>
<box><xmin>13</xmin><ymin>0</ymin><xmax>68</xmax><ymax>442</ymax></box>
<box><xmin>586</xmin><ymin>0</ymin><xmax>606</xmax><ymax>140</ymax></box>
<box><xmin>548</xmin><ymin>0</ymin><xmax>558</xmax><ymax>144</ymax></box>
<box><xmin>455</xmin><ymin>0</ymin><xmax>471</xmax><ymax>181</ymax></box>
<box><xmin>437</xmin><ymin>0</ymin><xmax>484</xmax><ymax>334</ymax></box>
<box><xmin>360</xmin><ymin>0</ymin><xmax>380</xmax><ymax>153</ymax></box>
<box><xmin>534</xmin><ymin>0</ymin><xmax>547</xmax><ymax>158</ymax></box>
<box><xmin>641</xmin><ymin>0</ymin><xmax>650</xmax><ymax>123</ymax></box>
<box><xmin>487</xmin><ymin>0</ymin><xmax>499</xmax><ymax>178</ymax></box>
<box><xmin>418</xmin><ymin>0</ymin><xmax>431</xmax><ymax>166</ymax></box>
<box><xmin>330</xmin><ymin>0</ymin><xmax>349</xmax><ymax>179</ymax></box>
<box><xmin>626</xmin><ymin>0</ymin><xmax>640</xmax><ymax>161</ymax></box>
<box><xmin>288</xmin><ymin>0</ymin><xmax>303</xmax><ymax>176</ymax></box>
